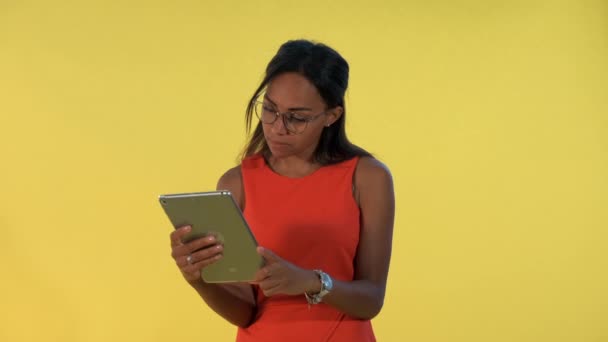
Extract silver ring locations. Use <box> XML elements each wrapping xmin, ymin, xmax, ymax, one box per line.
<box><xmin>186</xmin><ymin>255</ymin><xmax>193</xmax><ymax>264</ymax></box>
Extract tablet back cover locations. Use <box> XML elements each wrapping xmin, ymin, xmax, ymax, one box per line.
<box><xmin>159</xmin><ymin>191</ymin><xmax>263</xmax><ymax>283</ymax></box>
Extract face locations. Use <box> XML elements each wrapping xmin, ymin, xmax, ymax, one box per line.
<box><xmin>260</xmin><ymin>72</ymin><xmax>342</xmax><ymax>159</ymax></box>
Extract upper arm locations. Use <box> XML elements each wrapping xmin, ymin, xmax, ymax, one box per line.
<box><xmin>216</xmin><ymin>165</ymin><xmax>245</xmax><ymax>211</ymax></box>
<box><xmin>353</xmin><ymin>157</ymin><xmax>395</xmax><ymax>299</ymax></box>
<box><xmin>215</xmin><ymin>165</ymin><xmax>255</xmax><ymax>305</ymax></box>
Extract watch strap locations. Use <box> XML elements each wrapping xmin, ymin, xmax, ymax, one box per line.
<box><xmin>305</xmin><ymin>269</ymin><xmax>333</xmax><ymax>306</ymax></box>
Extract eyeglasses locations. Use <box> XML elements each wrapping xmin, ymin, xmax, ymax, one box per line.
<box><xmin>253</xmin><ymin>101</ymin><xmax>326</xmax><ymax>134</ymax></box>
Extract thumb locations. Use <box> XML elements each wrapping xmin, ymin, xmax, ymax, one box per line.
<box><xmin>257</xmin><ymin>246</ymin><xmax>281</xmax><ymax>263</ymax></box>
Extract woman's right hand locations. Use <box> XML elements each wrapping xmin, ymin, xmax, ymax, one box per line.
<box><xmin>170</xmin><ymin>225</ymin><xmax>224</xmax><ymax>285</ymax></box>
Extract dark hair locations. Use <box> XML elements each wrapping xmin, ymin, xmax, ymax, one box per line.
<box><xmin>240</xmin><ymin>39</ymin><xmax>371</xmax><ymax>165</ymax></box>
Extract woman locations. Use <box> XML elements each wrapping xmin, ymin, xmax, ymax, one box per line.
<box><xmin>169</xmin><ymin>39</ymin><xmax>395</xmax><ymax>341</ymax></box>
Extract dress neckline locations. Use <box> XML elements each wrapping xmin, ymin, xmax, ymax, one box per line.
<box><xmin>261</xmin><ymin>155</ymin><xmax>325</xmax><ymax>180</ymax></box>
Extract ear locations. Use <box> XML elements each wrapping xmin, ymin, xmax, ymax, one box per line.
<box><xmin>324</xmin><ymin>106</ymin><xmax>343</xmax><ymax>127</ymax></box>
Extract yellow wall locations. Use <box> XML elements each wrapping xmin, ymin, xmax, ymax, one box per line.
<box><xmin>1</xmin><ymin>1</ymin><xmax>607</xmax><ymax>341</ymax></box>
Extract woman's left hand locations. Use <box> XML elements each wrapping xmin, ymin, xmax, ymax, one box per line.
<box><xmin>249</xmin><ymin>246</ymin><xmax>321</xmax><ymax>297</ymax></box>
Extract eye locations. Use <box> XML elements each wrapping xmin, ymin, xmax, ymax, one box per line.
<box><xmin>285</xmin><ymin>113</ymin><xmax>308</xmax><ymax>123</ymax></box>
<box><xmin>262</xmin><ymin>104</ymin><xmax>276</xmax><ymax>113</ymax></box>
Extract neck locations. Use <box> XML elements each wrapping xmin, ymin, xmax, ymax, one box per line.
<box><xmin>265</xmin><ymin>151</ymin><xmax>320</xmax><ymax>178</ymax></box>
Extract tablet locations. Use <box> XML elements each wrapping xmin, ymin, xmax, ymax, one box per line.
<box><xmin>159</xmin><ymin>190</ymin><xmax>263</xmax><ymax>283</ymax></box>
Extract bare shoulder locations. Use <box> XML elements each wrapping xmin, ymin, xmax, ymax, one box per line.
<box><xmin>217</xmin><ymin>165</ymin><xmax>242</xmax><ymax>189</ymax></box>
<box><xmin>217</xmin><ymin>165</ymin><xmax>244</xmax><ymax>210</ymax></box>
<box><xmin>353</xmin><ymin>156</ymin><xmax>394</xmax><ymax>208</ymax></box>
<box><xmin>355</xmin><ymin>156</ymin><xmax>393</xmax><ymax>188</ymax></box>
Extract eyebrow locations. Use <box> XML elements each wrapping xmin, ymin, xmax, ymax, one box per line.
<box><xmin>264</xmin><ymin>95</ymin><xmax>313</xmax><ymax>112</ymax></box>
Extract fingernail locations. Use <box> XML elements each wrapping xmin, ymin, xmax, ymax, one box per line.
<box><xmin>184</xmin><ymin>226</ymin><xmax>191</xmax><ymax>231</ymax></box>
<box><xmin>207</xmin><ymin>236</ymin><xmax>215</xmax><ymax>242</ymax></box>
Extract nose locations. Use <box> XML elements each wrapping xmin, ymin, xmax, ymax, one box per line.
<box><xmin>270</xmin><ymin>113</ymin><xmax>288</xmax><ymax>135</ymax></box>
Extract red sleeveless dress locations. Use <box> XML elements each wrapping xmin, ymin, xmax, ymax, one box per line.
<box><xmin>236</xmin><ymin>154</ymin><xmax>376</xmax><ymax>342</ymax></box>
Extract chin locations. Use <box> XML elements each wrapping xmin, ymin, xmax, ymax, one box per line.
<box><xmin>268</xmin><ymin>147</ymin><xmax>291</xmax><ymax>158</ymax></box>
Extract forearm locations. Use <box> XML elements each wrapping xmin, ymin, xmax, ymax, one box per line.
<box><xmin>316</xmin><ymin>278</ymin><xmax>385</xmax><ymax>320</ymax></box>
<box><xmin>191</xmin><ymin>281</ymin><xmax>256</xmax><ymax>327</ymax></box>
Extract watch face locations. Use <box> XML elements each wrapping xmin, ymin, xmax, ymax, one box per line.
<box><xmin>320</xmin><ymin>272</ymin><xmax>333</xmax><ymax>292</ymax></box>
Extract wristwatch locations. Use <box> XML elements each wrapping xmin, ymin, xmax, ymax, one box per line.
<box><xmin>305</xmin><ymin>269</ymin><xmax>333</xmax><ymax>305</ymax></box>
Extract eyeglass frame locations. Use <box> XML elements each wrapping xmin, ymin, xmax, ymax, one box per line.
<box><xmin>253</xmin><ymin>100</ymin><xmax>327</xmax><ymax>134</ymax></box>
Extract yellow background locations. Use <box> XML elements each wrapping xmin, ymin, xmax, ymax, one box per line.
<box><xmin>1</xmin><ymin>1</ymin><xmax>607</xmax><ymax>341</ymax></box>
